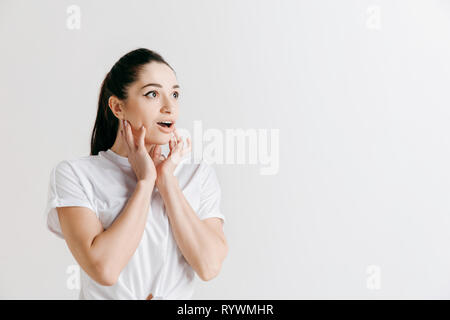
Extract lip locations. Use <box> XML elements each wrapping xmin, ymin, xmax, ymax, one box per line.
<box><xmin>156</xmin><ymin>121</ymin><xmax>175</xmax><ymax>134</ymax></box>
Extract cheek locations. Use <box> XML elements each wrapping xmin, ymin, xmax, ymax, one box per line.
<box><xmin>131</xmin><ymin>110</ymin><xmax>157</xmax><ymax>129</ymax></box>
<box><xmin>140</xmin><ymin>106</ymin><xmax>159</xmax><ymax>121</ymax></box>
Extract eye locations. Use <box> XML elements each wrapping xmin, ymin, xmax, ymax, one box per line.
<box><xmin>173</xmin><ymin>91</ymin><xmax>180</xmax><ymax>99</ymax></box>
<box><xmin>144</xmin><ymin>90</ymin><xmax>157</xmax><ymax>98</ymax></box>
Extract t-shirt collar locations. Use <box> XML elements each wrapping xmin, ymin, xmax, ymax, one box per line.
<box><xmin>101</xmin><ymin>148</ymin><xmax>190</xmax><ymax>172</ymax></box>
<box><xmin>103</xmin><ymin>149</ymin><xmax>132</xmax><ymax>167</ymax></box>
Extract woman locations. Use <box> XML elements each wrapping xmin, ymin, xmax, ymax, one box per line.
<box><xmin>45</xmin><ymin>48</ymin><xmax>228</xmax><ymax>299</ymax></box>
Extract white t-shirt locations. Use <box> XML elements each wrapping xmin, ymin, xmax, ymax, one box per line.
<box><xmin>44</xmin><ymin>148</ymin><xmax>226</xmax><ymax>300</ymax></box>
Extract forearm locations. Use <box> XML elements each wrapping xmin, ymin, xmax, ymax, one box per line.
<box><xmin>157</xmin><ymin>174</ymin><xmax>226</xmax><ymax>280</ymax></box>
<box><xmin>90</xmin><ymin>179</ymin><xmax>155</xmax><ymax>282</ymax></box>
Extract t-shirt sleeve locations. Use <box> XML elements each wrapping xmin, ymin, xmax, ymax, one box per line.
<box><xmin>196</xmin><ymin>161</ymin><xmax>226</xmax><ymax>224</ymax></box>
<box><xmin>45</xmin><ymin>160</ymin><xmax>97</xmax><ymax>239</ymax></box>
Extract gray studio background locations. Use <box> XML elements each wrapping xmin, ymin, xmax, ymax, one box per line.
<box><xmin>1</xmin><ymin>0</ymin><xmax>450</xmax><ymax>299</ymax></box>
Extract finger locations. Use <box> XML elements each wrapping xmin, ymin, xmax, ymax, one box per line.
<box><xmin>169</xmin><ymin>141</ymin><xmax>183</xmax><ymax>164</ymax></box>
<box><xmin>122</xmin><ymin>120</ymin><xmax>131</xmax><ymax>152</ymax></box>
<box><xmin>172</xmin><ymin>129</ymin><xmax>181</xmax><ymax>146</ymax></box>
<box><xmin>174</xmin><ymin>129</ymin><xmax>181</xmax><ymax>143</ymax></box>
<box><xmin>137</xmin><ymin>125</ymin><xmax>146</xmax><ymax>150</ymax></box>
<box><xmin>178</xmin><ymin>137</ymin><xmax>191</xmax><ymax>159</ymax></box>
<box><xmin>183</xmin><ymin>140</ymin><xmax>191</xmax><ymax>157</ymax></box>
<box><xmin>149</xmin><ymin>144</ymin><xmax>156</xmax><ymax>156</ymax></box>
<box><xmin>152</xmin><ymin>145</ymin><xmax>164</xmax><ymax>166</ymax></box>
<box><xmin>174</xmin><ymin>138</ymin><xmax>184</xmax><ymax>153</ymax></box>
<box><xmin>170</xmin><ymin>133</ymin><xmax>177</xmax><ymax>147</ymax></box>
<box><xmin>169</xmin><ymin>136</ymin><xmax>176</xmax><ymax>152</ymax></box>
<box><xmin>151</xmin><ymin>144</ymin><xmax>162</xmax><ymax>161</ymax></box>
<box><xmin>124</xmin><ymin>120</ymin><xmax>135</xmax><ymax>151</ymax></box>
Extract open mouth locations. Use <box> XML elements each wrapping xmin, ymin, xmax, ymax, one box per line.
<box><xmin>157</xmin><ymin>121</ymin><xmax>173</xmax><ymax>128</ymax></box>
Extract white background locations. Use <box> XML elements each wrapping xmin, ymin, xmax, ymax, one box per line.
<box><xmin>1</xmin><ymin>0</ymin><xmax>450</xmax><ymax>299</ymax></box>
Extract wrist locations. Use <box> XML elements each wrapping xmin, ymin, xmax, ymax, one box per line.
<box><xmin>156</xmin><ymin>171</ymin><xmax>177</xmax><ymax>190</ymax></box>
<box><xmin>137</xmin><ymin>178</ymin><xmax>155</xmax><ymax>190</ymax></box>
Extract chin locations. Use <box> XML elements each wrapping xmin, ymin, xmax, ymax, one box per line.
<box><xmin>147</xmin><ymin>132</ymin><xmax>171</xmax><ymax>145</ymax></box>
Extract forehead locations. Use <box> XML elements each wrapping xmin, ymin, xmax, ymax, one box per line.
<box><xmin>135</xmin><ymin>62</ymin><xmax>178</xmax><ymax>88</ymax></box>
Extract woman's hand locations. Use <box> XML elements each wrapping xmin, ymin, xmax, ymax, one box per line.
<box><xmin>121</xmin><ymin>119</ymin><xmax>157</xmax><ymax>183</ymax></box>
<box><xmin>150</xmin><ymin>128</ymin><xmax>191</xmax><ymax>187</ymax></box>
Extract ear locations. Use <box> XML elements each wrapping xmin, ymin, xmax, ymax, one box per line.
<box><xmin>108</xmin><ymin>96</ymin><xmax>125</xmax><ymax>119</ymax></box>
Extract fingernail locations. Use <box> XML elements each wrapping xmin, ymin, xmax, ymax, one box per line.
<box><xmin>124</xmin><ymin>120</ymin><xmax>127</xmax><ymax>128</ymax></box>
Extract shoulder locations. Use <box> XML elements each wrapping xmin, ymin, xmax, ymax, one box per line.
<box><xmin>51</xmin><ymin>154</ymin><xmax>103</xmax><ymax>179</ymax></box>
<box><xmin>176</xmin><ymin>158</ymin><xmax>221</xmax><ymax>190</ymax></box>
<box><xmin>177</xmin><ymin>157</ymin><xmax>217</xmax><ymax>177</ymax></box>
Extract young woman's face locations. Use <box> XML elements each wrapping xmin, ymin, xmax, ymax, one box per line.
<box><xmin>123</xmin><ymin>61</ymin><xmax>180</xmax><ymax>146</ymax></box>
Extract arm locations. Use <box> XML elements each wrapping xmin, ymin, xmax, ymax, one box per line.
<box><xmin>157</xmin><ymin>174</ymin><xmax>228</xmax><ymax>281</ymax></box>
<box><xmin>58</xmin><ymin>179</ymin><xmax>155</xmax><ymax>286</ymax></box>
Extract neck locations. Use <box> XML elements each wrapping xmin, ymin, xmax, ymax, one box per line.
<box><xmin>110</xmin><ymin>134</ymin><xmax>155</xmax><ymax>157</ymax></box>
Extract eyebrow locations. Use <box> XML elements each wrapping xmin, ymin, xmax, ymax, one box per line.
<box><xmin>141</xmin><ymin>83</ymin><xmax>180</xmax><ymax>90</ymax></box>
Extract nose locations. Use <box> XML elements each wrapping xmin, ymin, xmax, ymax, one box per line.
<box><xmin>160</xmin><ymin>94</ymin><xmax>176</xmax><ymax>114</ymax></box>
<box><xmin>160</xmin><ymin>104</ymin><xmax>174</xmax><ymax>115</ymax></box>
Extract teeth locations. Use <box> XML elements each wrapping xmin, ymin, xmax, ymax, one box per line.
<box><xmin>157</xmin><ymin>121</ymin><xmax>173</xmax><ymax>128</ymax></box>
